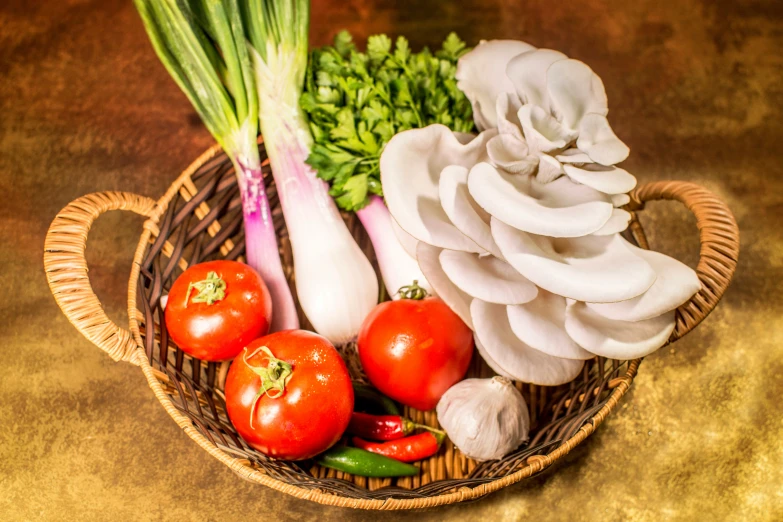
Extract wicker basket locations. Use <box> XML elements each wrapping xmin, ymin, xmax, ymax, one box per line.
<box><xmin>44</xmin><ymin>141</ymin><xmax>739</xmax><ymax>509</ymax></box>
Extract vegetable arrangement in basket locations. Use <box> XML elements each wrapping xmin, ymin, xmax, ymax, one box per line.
<box><xmin>133</xmin><ymin>0</ymin><xmax>703</xmax><ymax>476</ymax></box>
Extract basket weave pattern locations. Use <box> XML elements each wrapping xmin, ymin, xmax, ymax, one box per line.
<box><xmin>44</xmin><ymin>142</ymin><xmax>739</xmax><ymax>509</ymax></box>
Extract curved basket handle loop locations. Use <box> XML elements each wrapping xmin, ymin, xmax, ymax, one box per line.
<box><xmin>44</xmin><ymin>191</ymin><xmax>161</xmax><ymax>364</ymax></box>
<box><xmin>628</xmin><ymin>181</ymin><xmax>739</xmax><ymax>342</ymax></box>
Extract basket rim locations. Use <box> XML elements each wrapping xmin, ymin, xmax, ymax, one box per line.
<box><xmin>125</xmin><ymin>142</ymin><xmax>641</xmax><ymax>510</ymax></box>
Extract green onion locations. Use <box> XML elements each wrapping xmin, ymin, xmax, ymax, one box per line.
<box><xmin>134</xmin><ymin>0</ymin><xmax>299</xmax><ymax>330</ymax></box>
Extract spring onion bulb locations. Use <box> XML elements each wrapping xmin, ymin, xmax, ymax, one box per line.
<box><xmin>356</xmin><ymin>196</ymin><xmax>432</xmax><ymax>298</ymax></box>
<box><xmin>134</xmin><ymin>0</ymin><xmax>299</xmax><ymax>332</ymax></box>
<box><xmin>242</xmin><ymin>0</ymin><xmax>377</xmax><ymax>344</ymax></box>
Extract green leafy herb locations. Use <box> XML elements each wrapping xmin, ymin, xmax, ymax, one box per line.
<box><xmin>301</xmin><ymin>31</ymin><xmax>475</xmax><ymax>211</ymax></box>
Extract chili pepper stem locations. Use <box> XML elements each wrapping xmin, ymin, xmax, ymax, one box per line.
<box><xmin>414</xmin><ymin>424</ymin><xmax>446</xmax><ymax>445</ymax></box>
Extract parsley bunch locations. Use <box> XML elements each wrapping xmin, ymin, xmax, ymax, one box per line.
<box><xmin>301</xmin><ymin>31</ymin><xmax>475</xmax><ymax>211</ymax></box>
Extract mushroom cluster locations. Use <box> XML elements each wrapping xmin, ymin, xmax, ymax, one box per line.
<box><xmin>380</xmin><ymin>40</ymin><xmax>701</xmax><ymax>385</ymax></box>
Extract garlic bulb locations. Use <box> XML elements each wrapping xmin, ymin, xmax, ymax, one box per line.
<box><xmin>436</xmin><ymin>377</ymin><xmax>529</xmax><ymax>461</ymax></box>
<box><xmin>380</xmin><ymin>40</ymin><xmax>701</xmax><ymax>385</ymax></box>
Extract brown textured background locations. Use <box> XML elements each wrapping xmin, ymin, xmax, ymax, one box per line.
<box><xmin>2</xmin><ymin>0</ymin><xmax>782</xmax><ymax>520</ymax></box>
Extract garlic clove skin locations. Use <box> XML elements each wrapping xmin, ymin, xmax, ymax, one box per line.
<box><xmin>436</xmin><ymin>376</ymin><xmax>530</xmax><ymax>461</ymax></box>
<box><xmin>439</xmin><ymin>250</ymin><xmax>538</xmax><ymax>305</ymax></box>
<box><xmin>417</xmin><ymin>242</ymin><xmax>474</xmax><ymax>328</ymax></box>
<box><xmin>381</xmin><ymin>125</ymin><xmax>496</xmax><ymax>253</ymax></box>
<box><xmin>456</xmin><ymin>40</ymin><xmax>537</xmax><ymax>130</ymax></box>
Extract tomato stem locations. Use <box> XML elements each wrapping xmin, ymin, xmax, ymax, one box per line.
<box><xmin>396</xmin><ymin>280</ymin><xmax>428</xmax><ymax>301</ymax></box>
<box><xmin>184</xmin><ymin>271</ymin><xmax>226</xmax><ymax>307</ymax></box>
<box><xmin>242</xmin><ymin>346</ymin><xmax>293</xmax><ymax>428</ymax></box>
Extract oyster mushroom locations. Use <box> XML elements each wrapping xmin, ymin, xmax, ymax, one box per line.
<box><xmin>593</xmin><ymin>209</ymin><xmax>632</xmax><ymax>235</ymax></box>
<box><xmin>439</xmin><ymin>165</ymin><xmax>503</xmax><ymax>258</ymax></box>
<box><xmin>577</xmin><ymin>113</ymin><xmax>630</xmax><ymax>166</ymax></box>
<box><xmin>505</xmin><ymin>49</ymin><xmax>567</xmax><ymax>113</ymax></box>
<box><xmin>562</xmin><ymin>164</ymin><xmax>637</xmax><ymax>195</ymax></box>
<box><xmin>506</xmin><ymin>290</ymin><xmax>594</xmax><ymax>360</ymax></box>
<box><xmin>416</xmin><ymin>242</ymin><xmax>474</xmax><ymax>328</ymax></box>
<box><xmin>455</xmin><ymin>39</ymin><xmax>536</xmax><ymax>130</ymax></box>
<box><xmin>381</xmin><ymin>125</ymin><xmax>496</xmax><ymax>252</ymax></box>
<box><xmin>472</xmin><ymin>299</ymin><xmax>584</xmax><ymax>385</ymax></box>
<box><xmin>517</xmin><ymin>104</ymin><xmax>578</xmax><ymax>155</ymax></box>
<box><xmin>564</xmin><ymin>301</ymin><xmax>676</xmax><ymax>359</ymax></box>
<box><xmin>546</xmin><ymin>59</ymin><xmax>608</xmax><ymax>131</ymax></box>
<box><xmin>391</xmin><ymin>217</ymin><xmax>420</xmax><ymax>259</ymax></box>
<box><xmin>491</xmin><ymin>217</ymin><xmax>657</xmax><ymax>303</ymax></box>
<box><xmin>439</xmin><ymin>249</ymin><xmax>538</xmax><ymax>305</ymax></box>
<box><xmin>468</xmin><ymin>162</ymin><xmax>615</xmax><ymax>238</ymax></box>
<box><xmin>586</xmin><ymin>245</ymin><xmax>700</xmax><ymax>322</ymax></box>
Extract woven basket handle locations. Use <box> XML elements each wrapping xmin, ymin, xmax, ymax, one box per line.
<box><xmin>627</xmin><ymin>181</ymin><xmax>739</xmax><ymax>342</ymax></box>
<box><xmin>44</xmin><ymin>191</ymin><xmax>160</xmax><ymax>365</ymax></box>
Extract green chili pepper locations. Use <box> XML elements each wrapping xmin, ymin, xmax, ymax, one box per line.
<box><xmin>317</xmin><ymin>446</ymin><xmax>419</xmax><ymax>477</ymax></box>
<box><xmin>352</xmin><ymin>383</ymin><xmax>400</xmax><ymax>416</ymax></box>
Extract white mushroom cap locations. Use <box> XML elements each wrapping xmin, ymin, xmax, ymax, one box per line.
<box><xmin>577</xmin><ymin>113</ymin><xmax>630</xmax><ymax>166</ymax></box>
<box><xmin>492</xmin><ymin>218</ymin><xmax>657</xmax><ymax>303</ymax></box>
<box><xmin>505</xmin><ymin>49</ymin><xmax>568</xmax><ymax>113</ymax></box>
<box><xmin>472</xmin><ymin>299</ymin><xmax>585</xmax><ymax>385</ymax></box>
<box><xmin>611</xmin><ymin>193</ymin><xmax>631</xmax><ymax>207</ymax></box>
<box><xmin>537</xmin><ymin>155</ymin><xmax>564</xmax><ymax>184</ymax></box>
<box><xmin>586</xmin><ymin>245</ymin><xmax>700</xmax><ymax>322</ymax></box>
<box><xmin>518</xmin><ymin>104</ymin><xmax>578</xmax><ymax>155</ymax></box>
<box><xmin>563</xmin><ymin>164</ymin><xmax>637</xmax><ymax>195</ymax></box>
<box><xmin>381</xmin><ymin>124</ymin><xmax>497</xmax><ymax>252</ymax></box>
<box><xmin>507</xmin><ymin>290</ymin><xmax>594</xmax><ymax>360</ymax></box>
<box><xmin>439</xmin><ymin>165</ymin><xmax>502</xmax><ymax>257</ymax></box>
<box><xmin>440</xmin><ymin>250</ymin><xmax>538</xmax><ymax>305</ymax></box>
<box><xmin>468</xmin><ymin>162</ymin><xmax>614</xmax><ymax>238</ymax></box>
<box><xmin>455</xmin><ymin>39</ymin><xmax>536</xmax><ymax>130</ymax></box>
<box><xmin>474</xmin><ymin>336</ymin><xmax>515</xmax><ymax>379</ymax></box>
<box><xmin>416</xmin><ymin>242</ymin><xmax>474</xmax><ymax>328</ymax></box>
<box><xmin>592</xmin><ymin>209</ymin><xmax>632</xmax><ymax>235</ymax></box>
<box><xmin>391</xmin><ymin>217</ymin><xmax>420</xmax><ymax>258</ymax></box>
<box><xmin>546</xmin><ymin>59</ymin><xmax>608</xmax><ymax>131</ymax></box>
<box><xmin>565</xmin><ymin>301</ymin><xmax>676</xmax><ymax>359</ymax></box>
<box><xmin>556</xmin><ymin>148</ymin><xmax>592</xmax><ymax>164</ymax></box>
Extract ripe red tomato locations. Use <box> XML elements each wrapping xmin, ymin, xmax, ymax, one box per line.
<box><xmin>164</xmin><ymin>260</ymin><xmax>272</xmax><ymax>362</ymax></box>
<box><xmin>224</xmin><ymin>331</ymin><xmax>354</xmax><ymax>460</ymax></box>
<box><xmin>358</xmin><ymin>297</ymin><xmax>474</xmax><ymax>411</ymax></box>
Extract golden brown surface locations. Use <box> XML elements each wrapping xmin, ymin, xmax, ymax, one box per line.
<box><xmin>2</xmin><ymin>0</ymin><xmax>782</xmax><ymax>520</ymax></box>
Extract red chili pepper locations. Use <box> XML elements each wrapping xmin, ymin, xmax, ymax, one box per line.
<box><xmin>348</xmin><ymin>412</ymin><xmax>415</xmax><ymax>441</ymax></box>
<box><xmin>352</xmin><ymin>431</ymin><xmax>445</xmax><ymax>463</ymax></box>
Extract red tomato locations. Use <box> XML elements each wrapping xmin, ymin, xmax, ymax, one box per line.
<box><xmin>165</xmin><ymin>260</ymin><xmax>272</xmax><ymax>362</ymax></box>
<box><xmin>224</xmin><ymin>331</ymin><xmax>354</xmax><ymax>460</ymax></box>
<box><xmin>358</xmin><ymin>297</ymin><xmax>474</xmax><ymax>411</ymax></box>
